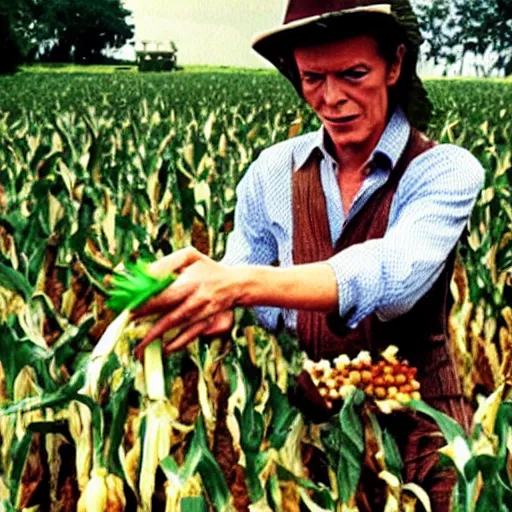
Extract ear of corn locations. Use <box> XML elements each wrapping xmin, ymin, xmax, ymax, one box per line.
<box><xmin>105</xmin><ymin>260</ymin><xmax>194</xmax><ymax>510</ymax></box>
<box><xmin>144</xmin><ymin>340</ymin><xmax>166</xmax><ymax>400</ymax></box>
<box><xmin>303</xmin><ymin>347</ymin><xmax>422</xmax><ymax>410</ymax></box>
<box><xmin>139</xmin><ymin>401</ymin><xmax>175</xmax><ymax>511</ymax></box>
<box><xmin>81</xmin><ymin>308</ymin><xmax>130</xmax><ymax>400</ymax></box>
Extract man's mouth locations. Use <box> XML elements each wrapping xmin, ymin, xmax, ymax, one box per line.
<box><xmin>324</xmin><ymin>114</ymin><xmax>360</xmax><ymax>124</ymax></box>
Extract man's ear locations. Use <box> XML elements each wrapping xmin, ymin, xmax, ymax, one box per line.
<box><xmin>387</xmin><ymin>44</ymin><xmax>406</xmax><ymax>87</ymax></box>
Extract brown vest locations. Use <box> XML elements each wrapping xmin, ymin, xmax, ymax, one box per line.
<box><xmin>292</xmin><ymin>128</ymin><xmax>462</xmax><ymax>400</ymax></box>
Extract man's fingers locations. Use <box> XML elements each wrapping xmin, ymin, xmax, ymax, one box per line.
<box><xmin>147</xmin><ymin>247</ymin><xmax>202</xmax><ymax>279</ymax></box>
<box><xmin>132</xmin><ymin>281</ymin><xmax>197</xmax><ymax>319</ymax></box>
<box><xmin>134</xmin><ymin>309</ymin><xmax>192</xmax><ymax>359</ymax></box>
<box><xmin>202</xmin><ymin>311</ymin><xmax>234</xmax><ymax>335</ymax></box>
<box><xmin>163</xmin><ymin>318</ymin><xmax>214</xmax><ymax>355</ymax></box>
<box><xmin>134</xmin><ymin>310</ymin><xmax>232</xmax><ymax>360</ymax></box>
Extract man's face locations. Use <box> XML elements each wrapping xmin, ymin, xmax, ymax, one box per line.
<box><xmin>294</xmin><ymin>35</ymin><xmax>404</xmax><ymax>155</ymax></box>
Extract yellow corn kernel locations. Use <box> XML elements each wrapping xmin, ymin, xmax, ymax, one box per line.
<box><xmin>348</xmin><ymin>371</ymin><xmax>362</xmax><ymax>385</ymax></box>
<box><xmin>361</xmin><ymin>370</ymin><xmax>372</xmax><ymax>384</ymax></box>
<box><xmin>396</xmin><ymin>392</ymin><xmax>411</xmax><ymax>404</ymax></box>
<box><xmin>328</xmin><ymin>388</ymin><xmax>339</xmax><ymax>400</ymax></box>
<box><xmin>387</xmin><ymin>386</ymin><xmax>398</xmax><ymax>399</ymax></box>
<box><xmin>374</xmin><ymin>387</ymin><xmax>387</xmax><ymax>399</ymax></box>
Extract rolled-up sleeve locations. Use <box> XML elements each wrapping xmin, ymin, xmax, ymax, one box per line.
<box><xmin>326</xmin><ymin>144</ymin><xmax>485</xmax><ymax>328</ymax></box>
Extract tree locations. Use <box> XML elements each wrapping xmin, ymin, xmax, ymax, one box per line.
<box><xmin>415</xmin><ymin>0</ymin><xmax>455</xmax><ymax>70</ymax></box>
<box><xmin>0</xmin><ymin>12</ymin><xmax>20</xmax><ymax>74</ymax></box>
<box><xmin>415</xmin><ymin>0</ymin><xmax>512</xmax><ymax>77</ymax></box>
<box><xmin>33</xmin><ymin>0</ymin><xmax>134</xmax><ymax>64</ymax></box>
<box><xmin>0</xmin><ymin>0</ymin><xmax>32</xmax><ymax>73</ymax></box>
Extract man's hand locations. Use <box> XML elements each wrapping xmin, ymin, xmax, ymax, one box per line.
<box><xmin>133</xmin><ymin>248</ymin><xmax>241</xmax><ymax>358</ymax></box>
<box><xmin>134</xmin><ymin>310</ymin><xmax>234</xmax><ymax>360</ymax></box>
<box><xmin>132</xmin><ymin>246</ymin><xmax>340</xmax><ymax>358</ymax></box>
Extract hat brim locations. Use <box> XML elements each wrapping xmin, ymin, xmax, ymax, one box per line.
<box><xmin>250</xmin><ymin>8</ymin><xmax>433</xmax><ymax>131</ymax></box>
<box><xmin>252</xmin><ymin>4</ymin><xmax>396</xmax><ymax>64</ymax></box>
<box><xmin>252</xmin><ymin>4</ymin><xmax>391</xmax><ymax>49</ymax></box>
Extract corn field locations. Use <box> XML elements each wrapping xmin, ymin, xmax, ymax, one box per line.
<box><xmin>0</xmin><ymin>71</ymin><xmax>511</xmax><ymax>512</ymax></box>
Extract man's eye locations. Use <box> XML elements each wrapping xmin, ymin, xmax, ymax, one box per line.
<box><xmin>343</xmin><ymin>69</ymin><xmax>368</xmax><ymax>80</ymax></box>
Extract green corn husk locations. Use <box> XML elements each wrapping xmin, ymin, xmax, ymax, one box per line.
<box><xmin>106</xmin><ymin>260</ymin><xmax>177</xmax><ymax>313</ymax></box>
<box><xmin>105</xmin><ymin>258</ymin><xmax>178</xmax><ymax>399</ymax></box>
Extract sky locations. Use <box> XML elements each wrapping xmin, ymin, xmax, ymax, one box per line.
<box><xmin>118</xmin><ymin>0</ymin><xmax>475</xmax><ymax>77</ymax></box>
<box><xmin>121</xmin><ymin>0</ymin><xmax>283</xmax><ymax>68</ymax></box>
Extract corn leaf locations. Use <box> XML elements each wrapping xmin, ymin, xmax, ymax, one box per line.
<box><xmin>0</xmin><ymin>262</ymin><xmax>32</xmax><ymax>302</ymax></box>
<box><xmin>1</xmin><ymin>369</ymin><xmax>85</xmax><ymax>416</ymax></box>
<box><xmin>276</xmin><ymin>465</ymin><xmax>335</xmax><ymax>510</ymax></box>
<box><xmin>336</xmin><ymin>388</ymin><xmax>365</xmax><ymax>505</ymax></box>
<box><xmin>106</xmin><ymin>370</ymin><xmax>133</xmax><ymax>477</ymax></box>
<box><xmin>366</xmin><ymin>409</ymin><xmax>403</xmax><ymax>479</ymax></box>
<box><xmin>267</xmin><ymin>380</ymin><xmax>299</xmax><ymax>450</ymax></box>
<box><xmin>52</xmin><ymin>314</ymin><xmax>96</xmax><ymax>368</ymax></box>
<box><xmin>0</xmin><ymin>500</ymin><xmax>17</xmax><ymax>512</ymax></box>
<box><xmin>8</xmin><ymin>430</ymin><xmax>33</xmax><ymax>508</ymax></box>
<box><xmin>194</xmin><ymin>417</ymin><xmax>233</xmax><ymax>511</ymax></box>
<box><xmin>408</xmin><ymin>400</ymin><xmax>466</xmax><ymax>442</ymax></box>
<box><xmin>0</xmin><ymin>326</ymin><xmax>58</xmax><ymax>397</ymax></box>
<box><xmin>181</xmin><ymin>496</ymin><xmax>208</xmax><ymax>512</ymax></box>
<box><xmin>383</xmin><ymin>429</ymin><xmax>403</xmax><ymax>479</ymax></box>
<box><xmin>75</xmin><ymin>394</ymin><xmax>105</xmax><ymax>468</ymax></box>
<box><xmin>160</xmin><ymin>415</ymin><xmax>233</xmax><ymax>512</ymax></box>
<box><xmin>474</xmin><ymin>474</ymin><xmax>509</xmax><ymax>512</ymax></box>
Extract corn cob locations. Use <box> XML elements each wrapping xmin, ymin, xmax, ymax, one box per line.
<box><xmin>303</xmin><ymin>346</ymin><xmax>422</xmax><ymax>410</ymax></box>
<box><xmin>105</xmin><ymin>260</ymin><xmax>185</xmax><ymax>512</ymax></box>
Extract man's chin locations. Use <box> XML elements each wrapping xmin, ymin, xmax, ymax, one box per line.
<box><xmin>329</xmin><ymin>133</ymin><xmax>366</xmax><ymax>149</ymax></box>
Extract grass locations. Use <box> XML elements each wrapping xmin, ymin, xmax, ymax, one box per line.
<box><xmin>19</xmin><ymin>63</ymin><xmax>511</xmax><ymax>82</ymax></box>
<box><xmin>20</xmin><ymin>63</ymin><xmax>138</xmax><ymax>73</ymax></box>
<box><xmin>19</xmin><ymin>63</ymin><xmax>276</xmax><ymax>75</ymax></box>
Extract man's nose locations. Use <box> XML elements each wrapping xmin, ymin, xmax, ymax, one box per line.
<box><xmin>323</xmin><ymin>75</ymin><xmax>347</xmax><ymax>107</ymax></box>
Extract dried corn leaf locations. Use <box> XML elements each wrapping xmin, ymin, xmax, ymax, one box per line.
<box><xmin>472</xmin><ymin>336</ymin><xmax>500</xmax><ymax>392</ymax></box>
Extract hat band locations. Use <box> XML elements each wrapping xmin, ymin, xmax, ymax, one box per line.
<box><xmin>284</xmin><ymin>2</ymin><xmax>392</xmax><ymax>24</ymax></box>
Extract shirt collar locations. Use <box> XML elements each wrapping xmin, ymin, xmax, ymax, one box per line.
<box><xmin>293</xmin><ymin>107</ymin><xmax>411</xmax><ymax>173</ymax></box>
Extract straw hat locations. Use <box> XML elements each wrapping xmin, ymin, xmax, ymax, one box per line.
<box><xmin>252</xmin><ymin>0</ymin><xmax>432</xmax><ymax>130</ymax></box>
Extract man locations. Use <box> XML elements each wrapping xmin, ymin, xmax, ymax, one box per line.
<box><xmin>134</xmin><ymin>1</ymin><xmax>484</xmax><ymax>509</ymax></box>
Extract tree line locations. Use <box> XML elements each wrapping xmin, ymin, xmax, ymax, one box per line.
<box><xmin>1</xmin><ymin>0</ymin><xmax>511</xmax><ymax>76</ymax></box>
<box><xmin>415</xmin><ymin>0</ymin><xmax>512</xmax><ymax>77</ymax></box>
<box><xmin>0</xmin><ymin>0</ymin><xmax>133</xmax><ymax>73</ymax></box>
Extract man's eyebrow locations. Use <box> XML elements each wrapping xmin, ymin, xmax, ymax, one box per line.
<box><xmin>300</xmin><ymin>62</ymin><xmax>370</xmax><ymax>75</ymax></box>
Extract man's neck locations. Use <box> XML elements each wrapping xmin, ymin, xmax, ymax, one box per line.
<box><xmin>324</xmin><ymin>136</ymin><xmax>379</xmax><ymax>175</ymax></box>
<box><xmin>324</xmin><ymin>111</ymin><xmax>394</xmax><ymax>174</ymax></box>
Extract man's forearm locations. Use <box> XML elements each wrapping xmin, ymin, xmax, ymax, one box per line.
<box><xmin>234</xmin><ymin>263</ymin><xmax>339</xmax><ymax>313</ymax></box>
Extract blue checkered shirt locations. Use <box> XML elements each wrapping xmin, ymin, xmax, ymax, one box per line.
<box><xmin>221</xmin><ymin>108</ymin><xmax>485</xmax><ymax>331</ymax></box>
